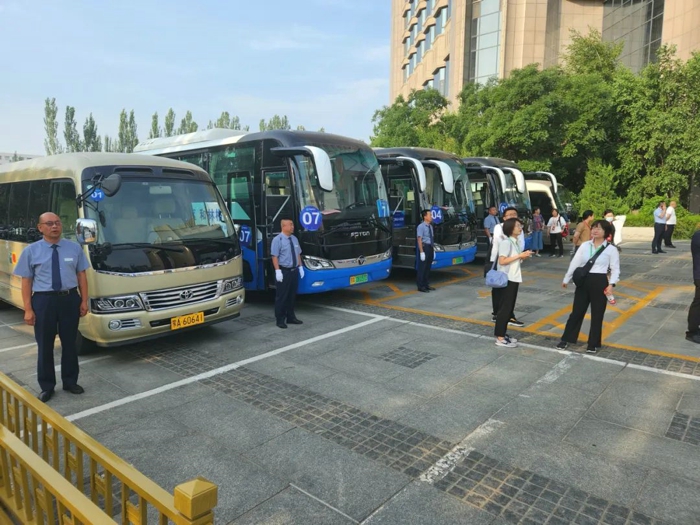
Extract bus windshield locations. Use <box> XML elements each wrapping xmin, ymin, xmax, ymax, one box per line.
<box><xmin>424</xmin><ymin>162</ymin><xmax>472</xmax><ymax>223</ymax></box>
<box><xmin>82</xmin><ymin>177</ymin><xmax>240</xmax><ymax>273</ymax></box>
<box><xmin>503</xmin><ymin>171</ymin><xmax>529</xmax><ymax>210</ymax></box>
<box><xmin>446</xmin><ymin>159</ymin><xmax>476</xmax><ymax>215</ymax></box>
<box><xmin>295</xmin><ymin>143</ymin><xmax>389</xmax><ymax>226</ymax></box>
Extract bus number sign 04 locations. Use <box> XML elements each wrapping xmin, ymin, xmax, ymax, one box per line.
<box><xmin>430</xmin><ymin>205</ymin><xmax>443</xmax><ymax>225</ymax></box>
<box><xmin>299</xmin><ymin>206</ymin><xmax>323</xmax><ymax>231</ymax></box>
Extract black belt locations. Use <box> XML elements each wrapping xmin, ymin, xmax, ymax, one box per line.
<box><xmin>34</xmin><ymin>287</ymin><xmax>77</xmax><ymax>296</ymax></box>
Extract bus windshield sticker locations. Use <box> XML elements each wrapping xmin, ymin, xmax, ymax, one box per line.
<box><xmin>90</xmin><ymin>189</ymin><xmax>105</xmax><ymax>202</ymax></box>
<box><xmin>299</xmin><ymin>205</ymin><xmax>323</xmax><ymax>231</ymax></box>
<box><xmin>376</xmin><ymin>199</ymin><xmax>390</xmax><ymax>218</ymax></box>
<box><xmin>393</xmin><ymin>211</ymin><xmax>405</xmax><ymax>228</ymax></box>
<box><xmin>431</xmin><ymin>205</ymin><xmax>444</xmax><ymax>225</ymax></box>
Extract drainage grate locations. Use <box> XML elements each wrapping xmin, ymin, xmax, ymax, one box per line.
<box><xmin>433</xmin><ymin>451</ymin><xmax>662</xmax><ymax>525</ymax></box>
<box><xmin>378</xmin><ymin>347</ymin><xmax>439</xmax><ymax>369</ymax></box>
<box><xmin>666</xmin><ymin>412</ymin><xmax>700</xmax><ymax>446</ymax></box>
<box><xmin>237</xmin><ymin>315</ymin><xmax>277</xmax><ymax>327</ymax></box>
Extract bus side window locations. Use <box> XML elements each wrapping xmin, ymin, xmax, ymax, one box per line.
<box><xmin>26</xmin><ymin>181</ymin><xmax>51</xmax><ymax>242</ymax></box>
<box><xmin>0</xmin><ymin>184</ymin><xmax>9</xmax><ymax>240</ymax></box>
<box><xmin>50</xmin><ymin>181</ymin><xmax>79</xmax><ymax>240</ymax></box>
<box><xmin>7</xmin><ymin>182</ymin><xmax>31</xmax><ymax>243</ymax></box>
<box><xmin>265</xmin><ymin>170</ymin><xmax>294</xmax><ymax>233</ymax></box>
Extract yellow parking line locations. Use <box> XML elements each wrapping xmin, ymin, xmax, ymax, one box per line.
<box><xmin>385</xmin><ymin>283</ymin><xmax>403</xmax><ymax>294</ymax></box>
<box><xmin>527</xmin><ymin>305</ymin><xmax>573</xmax><ymax>332</ymax></box>
<box><xmin>603</xmin><ymin>286</ymin><xmax>664</xmax><ymax>339</ymax></box>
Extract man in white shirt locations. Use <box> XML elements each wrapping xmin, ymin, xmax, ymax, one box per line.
<box><xmin>664</xmin><ymin>201</ymin><xmax>677</xmax><ymax>249</ymax></box>
<box><xmin>488</xmin><ymin>207</ymin><xmax>525</xmax><ymax>327</ymax></box>
<box><xmin>652</xmin><ymin>201</ymin><xmax>667</xmax><ymax>254</ymax></box>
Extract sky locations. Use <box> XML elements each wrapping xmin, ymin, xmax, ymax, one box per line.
<box><xmin>0</xmin><ymin>0</ymin><xmax>391</xmax><ymax>155</ymax></box>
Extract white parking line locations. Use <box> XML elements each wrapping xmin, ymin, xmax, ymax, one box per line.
<box><xmin>0</xmin><ymin>342</ymin><xmax>36</xmax><ymax>354</ymax></box>
<box><xmin>65</xmin><ymin>316</ymin><xmax>388</xmax><ymax>422</ymax></box>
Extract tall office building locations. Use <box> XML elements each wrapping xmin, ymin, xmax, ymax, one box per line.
<box><xmin>390</xmin><ymin>0</ymin><xmax>700</xmax><ymax>107</ymax></box>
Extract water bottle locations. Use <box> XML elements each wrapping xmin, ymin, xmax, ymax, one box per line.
<box><xmin>606</xmin><ymin>292</ymin><xmax>616</xmax><ymax>305</ymax></box>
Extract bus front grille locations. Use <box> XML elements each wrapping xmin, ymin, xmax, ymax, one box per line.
<box><xmin>140</xmin><ymin>281</ymin><xmax>220</xmax><ymax>311</ymax></box>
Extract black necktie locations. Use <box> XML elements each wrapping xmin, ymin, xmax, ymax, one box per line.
<box><xmin>51</xmin><ymin>245</ymin><xmax>62</xmax><ymax>291</ymax></box>
<box><xmin>288</xmin><ymin>236</ymin><xmax>296</xmax><ymax>268</ymax></box>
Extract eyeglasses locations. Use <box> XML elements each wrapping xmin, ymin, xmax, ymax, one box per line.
<box><xmin>40</xmin><ymin>221</ymin><xmax>62</xmax><ymax>227</ymax></box>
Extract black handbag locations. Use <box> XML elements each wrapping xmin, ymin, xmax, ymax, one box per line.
<box><xmin>572</xmin><ymin>244</ymin><xmax>608</xmax><ymax>287</ymax></box>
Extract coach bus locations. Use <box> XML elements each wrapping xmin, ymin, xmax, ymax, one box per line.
<box><xmin>523</xmin><ymin>171</ymin><xmax>572</xmax><ymax>244</ymax></box>
<box><xmin>135</xmin><ymin>129</ymin><xmax>393</xmax><ymax>294</ymax></box>
<box><xmin>374</xmin><ymin>148</ymin><xmax>477</xmax><ymax>270</ymax></box>
<box><xmin>462</xmin><ymin>157</ymin><xmax>533</xmax><ymax>253</ymax></box>
<box><xmin>0</xmin><ymin>153</ymin><xmax>245</xmax><ymax>353</ymax></box>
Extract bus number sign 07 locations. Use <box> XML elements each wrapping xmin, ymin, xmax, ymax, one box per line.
<box><xmin>299</xmin><ymin>206</ymin><xmax>323</xmax><ymax>231</ymax></box>
<box><xmin>238</xmin><ymin>225</ymin><xmax>252</xmax><ymax>246</ymax></box>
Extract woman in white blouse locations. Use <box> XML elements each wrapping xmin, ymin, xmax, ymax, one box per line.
<box><xmin>546</xmin><ymin>209</ymin><xmax>566</xmax><ymax>258</ymax></box>
<box><xmin>557</xmin><ymin>220</ymin><xmax>620</xmax><ymax>354</ymax></box>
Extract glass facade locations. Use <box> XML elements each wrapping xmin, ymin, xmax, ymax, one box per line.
<box><xmin>468</xmin><ymin>0</ymin><xmax>502</xmax><ymax>84</ymax></box>
<box><xmin>603</xmin><ymin>0</ymin><xmax>665</xmax><ymax>72</ymax></box>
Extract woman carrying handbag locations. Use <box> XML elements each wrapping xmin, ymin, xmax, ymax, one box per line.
<box><xmin>557</xmin><ymin>220</ymin><xmax>620</xmax><ymax>354</ymax></box>
<box><xmin>495</xmin><ymin>218</ymin><xmax>532</xmax><ymax>348</ymax></box>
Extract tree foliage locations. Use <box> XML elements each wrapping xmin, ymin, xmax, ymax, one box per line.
<box><xmin>178</xmin><ymin>111</ymin><xmax>198</xmax><ymax>135</ymax></box>
<box><xmin>164</xmin><ymin>108</ymin><xmax>176</xmax><ymax>137</ymax></box>
<box><xmin>43</xmin><ymin>97</ymin><xmax>63</xmax><ymax>155</ymax></box>
<box><xmin>148</xmin><ymin>112</ymin><xmax>161</xmax><ymax>139</ymax></box>
<box><xmin>259</xmin><ymin>115</ymin><xmax>291</xmax><ymax>131</ymax></box>
<box><xmin>63</xmin><ymin>106</ymin><xmax>82</xmax><ymax>153</ymax></box>
<box><xmin>82</xmin><ymin>113</ymin><xmax>102</xmax><ymax>152</ymax></box>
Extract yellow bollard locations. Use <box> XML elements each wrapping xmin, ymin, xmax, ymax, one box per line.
<box><xmin>174</xmin><ymin>477</ymin><xmax>218</xmax><ymax>525</ymax></box>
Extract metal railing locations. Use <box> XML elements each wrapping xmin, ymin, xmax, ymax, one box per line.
<box><xmin>0</xmin><ymin>371</ymin><xmax>217</xmax><ymax>524</ymax></box>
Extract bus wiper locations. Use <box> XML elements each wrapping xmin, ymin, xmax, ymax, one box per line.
<box><xmin>363</xmin><ymin>216</ymin><xmax>391</xmax><ymax>234</ymax></box>
<box><xmin>319</xmin><ymin>221</ymin><xmax>362</xmax><ymax>237</ymax></box>
<box><xmin>109</xmin><ymin>242</ymin><xmax>186</xmax><ymax>252</ymax></box>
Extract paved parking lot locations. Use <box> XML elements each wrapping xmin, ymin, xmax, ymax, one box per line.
<box><xmin>2</xmin><ymin>240</ymin><xmax>700</xmax><ymax>524</ymax></box>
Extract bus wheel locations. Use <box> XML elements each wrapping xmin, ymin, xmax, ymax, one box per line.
<box><xmin>76</xmin><ymin>331</ymin><xmax>98</xmax><ymax>356</ymax></box>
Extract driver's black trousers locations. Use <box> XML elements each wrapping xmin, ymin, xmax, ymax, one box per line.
<box><xmin>275</xmin><ymin>267</ymin><xmax>299</xmax><ymax>323</ymax></box>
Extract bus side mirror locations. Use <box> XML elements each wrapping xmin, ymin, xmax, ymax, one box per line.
<box><xmin>101</xmin><ymin>173</ymin><xmax>122</xmax><ymax>197</ymax></box>
<box><xmin>76</xmin><ymin>218</ymin><xmax>97</xmax><ymax>245</ymax></box>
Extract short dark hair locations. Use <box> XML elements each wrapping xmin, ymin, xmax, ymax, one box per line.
<box><xmin>534</xmin><ymin>207</ymin><xmax>540</xmax><ymax>213</ymax></box>
<box><xmin>502</xmin><ymin>217</ymin><xmax>522</xmax><ymax>237</ymax></box>
<box><xmin>488</xmin><ymin>205</ymin><xmax>496</xmax><ymax>210</ymax></box>
<box><xmin>582</xmin><ymin>210</ymin><xmax>594</xmax><ymax>220</ymax></box>
<box><xmin>501</xmin><ymin>206</ymin><xmax>518</xmax><ymax>218</ymax></box>
<box><xmin>591</xmin><ymin>219</ymin><xmax>613</xmax><ymax>238</ymax></box>
<box><xmin>658</xmin><ymin>200</ymin><xmax>666</xmax><ymax>207</ymax></box>
<box><xmin>421</xmin><ymin>209</ymin><xmax>431</xmax><ymax>219</ymax></box>
<box><xmin>603</xmin><ymin>209</ymin><xmax>614</xmax><ymax>216</ymax></box>
<box><xmin>551</xmin><ymin>208</ymin><xmax>559</xmax><ymax>215</ymax></box>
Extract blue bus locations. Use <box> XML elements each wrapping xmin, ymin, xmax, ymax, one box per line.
<box><xmin>374</xmin><ymin>148</ymin><xmax>478</xmax><ymax>270</ymax></box>
<box><xmin>135</xmin><ymin>129</ymin><xmax>392</xmax><ymax>294</ymax></box>
<box><xmin>462</xmin><ymin>158</ymin><xmax>533</xmax><ymax>253</ymax></box>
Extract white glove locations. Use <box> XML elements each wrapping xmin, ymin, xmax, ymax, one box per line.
<box><xmin>275</xmin><ymin>269</ymin><xmax>283</xmax><ymax>282</ymax></box>
<box><xmin>420</xmin><ymin>252</ymin><xmax>426</xmax><ymax>261</ymax></box>
<box><xmin>299</xmin><ymin>267</ymin><xmax>305</xmax><ymax>279</ymax></box>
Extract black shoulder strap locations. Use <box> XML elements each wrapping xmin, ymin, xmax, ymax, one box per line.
<box><xmin>586</xmin><ymin>243</ymin><xmax>608</xmax><ymax>266</ymax></box>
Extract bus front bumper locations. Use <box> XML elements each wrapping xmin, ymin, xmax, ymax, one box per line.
<box><xmin>298</xmin><ymin>259</ymin><xmax>392</xmax><ymax>294</ymax></box>
<box><xmin>431</xmin><ymin>244</ymin><xmax>478</xmax><ymax>270</ymax></box>
<box><xmin>80</xmin><ymin>288</ymin><xmax>245</xmax><ymax>347</ymax></box>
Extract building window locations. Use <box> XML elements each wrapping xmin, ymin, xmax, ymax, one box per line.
<box><xmin>419</xmin><ymin>8</ymin><xmax>426</xmax><ymax>32</ymax></box>
<box><xmin>424</xmin><ymin>79</ymin><xmax>434</xmax><ymax>90</ymax></box>
<box><xmin>417</xmin><ymin>40</ymin><xmax>424</xmax><ymax>63</ymax></box>
<box><xmin>468</xmin><ymin>0</ymin><xmax>502</xmax><ymax>85</ymax></box>
<box><xmin>602</xmin><ymin>0</ymin><xmax>665</xmax><ymax>73</ymax></box>
<box><xmin>425</xmin><ymin>25</ymin><xmax>433</xmax><ymax>51</ymax></box>
<box><xmin>433</xmin><ymin>61</ymin><xmax>449</xmax><ymax>97</ymax></box>
<box><xmin>404</xmin><ymin>65</ymin><xmax>409</xmax><ymax>82</ymax></box>
<box><xmin>435</xmin><ymin>8</ymin><xmax>444</xmax><ymax>36</ymax></box>
<box><xmin>426</xmin><ymin>0</ymin><xmax>433</xmax><ymax>16</ymax></box>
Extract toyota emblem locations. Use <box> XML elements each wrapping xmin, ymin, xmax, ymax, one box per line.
<box><xmin>357</xmin><ymin>255</ymin><xmax>366</xmax><ymax>266</ymax></box>
<box><xmin>180</xmin><ymin>290</ymin><xmax>193</xmax><ymax>301</ymax></box>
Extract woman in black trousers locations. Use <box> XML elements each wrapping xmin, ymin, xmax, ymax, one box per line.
<box><xmin>494</xmin><ymin>218</ymin><xmax>532</xmax><ymax>348</ymax></box>
<box><xmin>557</xmin><ymin>220</ymin><xmax>620</xmax><ymax>354</ymax></box>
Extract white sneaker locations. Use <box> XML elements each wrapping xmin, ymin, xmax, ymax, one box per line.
<box><xmin>495</xmin><ymin>339</ymin><xmax>517</xmax><ymax>348</ymax></box>
<box><xmin>505</xmin><ymin>335</ymin><xmax>518</xmax><ymax>344</ymax></box>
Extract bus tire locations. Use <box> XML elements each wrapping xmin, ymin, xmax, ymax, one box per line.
<box><xmin>76</xmin><ymin>331</ymin><xmax>98</xmax><ymax>356</ymax></box>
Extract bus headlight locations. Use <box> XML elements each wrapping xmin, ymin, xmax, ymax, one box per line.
<box><xmin>382</xmin><ymin>248</ymin><xmax>392</xmax><ymax>260</ymax></box>
<box><xmin>434</xmin><ymin>244</ymin><xmax>445</xmax><ymax>252</ymax></box>
<box><xmin>303</xmin><ymin>255</ymin><xmax>335</xmax><ymax>270</ymax></box>
<box><xmin>221</xmin><ymin>276</ymin><xmax>244</xmax><ymax>294</ymax></box>
<box><xmin>91</xmin><ymin>295</ymin><xmax>144</xmax><ymax>314</ymax></box>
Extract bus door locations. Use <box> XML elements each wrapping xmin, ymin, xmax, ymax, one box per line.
<box><xmin>227</xmin><ymin>171</ymin><xmax>259</xmax><ymax>290</ymax></box>
<box><xmin>263</xmin><ymin>168</ymin><xmax>295</xmax><ymax>289</ymax></box>
<box><xmin>388</xmin><ymin>175</ymin><xmax>418</xmax><ymax>269</ymax></box>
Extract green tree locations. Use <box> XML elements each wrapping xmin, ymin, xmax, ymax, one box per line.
<box><xmin>10</xmin><ymin>152</ymin><xmax>20</xmax><ymax>162</ymax></box>
<box><xmin>148</xmin><ymin>112</ymin><xmax>161</xmax><ymax>139</ymax></box>
<box><xmin>371</xmin><ymin>89</ymin><xmax>449</xmax><ymax>147</ymax></box>
<box><xmin>259</xmin><ymin>115</ymin><xmax>291</xmax><ymax>131</ymax></box>
<box><xmin>296</xmin><ymin>125</ymin><xmax>306</xmax><ymax>131</ymax></box>
<box><xmin>127</xmin><ymin>110</ymin><xmax>138</xmax><ymax>152</ymax></box>
<box><xmin>576</xmin><ymin>160</ymin><xmax>629</xmax><ymax>217</ymax></box>
<box><xmin>177</xmin><ymin>111</ymin><xmax>198</xmax><ymax>135</ymax></box>
<box><xmin>318</xmin><ymin>127</ymin><xmax>326</xmax><ymax>133</ymax></box>
<box><xmin>164</xmin><ymin>108</ymin><xmax>176</xmax><ymax>137</ymax></box>
<box><xmin>116</xmin><ymin>109</ymin><xmax>134</xmax><ymax>152</ymax></box>
<box><xmin>82</xmin><ymin>113</ymin><xmax>102</xmax><ymax>152</ymax></box>
<box><xmin>103</xmin><ymin>135</ymin><xmax>113</xmax><ymax>152</ymax></box>
<box><xmin>561</xmin><ymin>29</ymin><xmax>624</xmax><ymax>82</ymax></box>
<box><xmin>63</xmin><ymin>106</ymin><xmax>82</xmax><ymax>152</ymax></box>
<box><xmin>43</xmin><ymin>97</ymin><xmax>63</xmax><ymax>155</ymax></box>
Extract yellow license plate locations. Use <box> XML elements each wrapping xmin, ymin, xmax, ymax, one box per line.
<box><xmin>452</xmin><ymin>257</ymin><xmax>464</xmax><ymax>264</ymax></box>
<box><xmin>170</xmin><ymin>312</ymin><xmax>204</xmax><ymax>330</ymax></box>
<box><xmin>350</xmin><ymin>274</ymin><xmax>369</xmax><ymax>285</ymax></box>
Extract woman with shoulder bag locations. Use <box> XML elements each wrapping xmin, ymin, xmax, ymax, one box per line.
<box><xmin>495</xmin><ymin>218</ymin><xmax>532</xmax><ymax>348</ymax></box>
<box><xmin>556</xmin><ymin>220</ymin><xmax>620</xmax><ymax>354</ymax></box>
<box><xmin>547</xmin><ymin>209</ymin><xmax>565</xmax><ymax>258</ymax></box>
